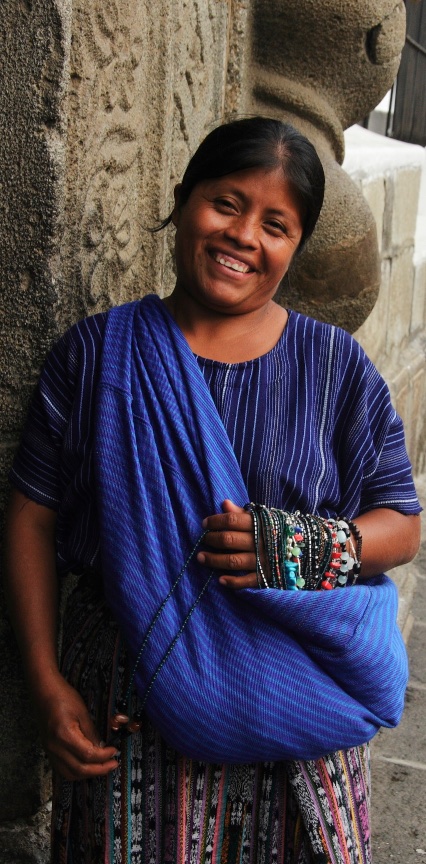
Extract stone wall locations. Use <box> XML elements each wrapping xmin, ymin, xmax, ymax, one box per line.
<box><xmin>0</xmin><ymin>0</ymin><xmax>250</xmax><ymax>838</ymax></box>
<box><xmin>0</xmin><ymin>0</ymin><xmax>71</xmax><ymax>831</ymax></box>
<box><xmin>247</xmin><ymin>0</ymin><xmax>407</xmax><ymax>333</ymax></box>
<box><xmin>344</xmin><ymin>125</ymin><xmax>426</xmax><ymax>475</ymax></box>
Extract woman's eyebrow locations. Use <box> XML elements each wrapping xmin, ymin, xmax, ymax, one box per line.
<box><xmin>211</xmin><ymin>186</ymin><xmax>294</xmax><ymax>215</ymax></box>
<box><xmin>265</xmin><ymin>206</ymin><xmax>295</xmax><ymax>218</ymax></box>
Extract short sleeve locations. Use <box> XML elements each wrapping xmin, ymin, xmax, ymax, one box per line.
<box><xmin>359</xmin><ymin>407</ymin><xmax>421</xmax><ymax>514</ymax></box>
<box><xmin>9</xmin><ymin>312</ymin><xmax>108</xmax><ymax>509</ymax></box>
<box><xmin>334</xmin><ymin>333</ymin><xmax>421</xmax><ymax>517</ymax></box>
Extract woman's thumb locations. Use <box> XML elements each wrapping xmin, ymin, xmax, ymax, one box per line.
<box><xmin>221</xmin><ymin>498</ymin><xmax>245</xmax><ymax>514</ymax></box>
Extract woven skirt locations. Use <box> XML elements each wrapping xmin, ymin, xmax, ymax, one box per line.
<box><xmin>51</xmin><ymin>573</ymin><xmax>372</xmax><ymax>864</ymax></box>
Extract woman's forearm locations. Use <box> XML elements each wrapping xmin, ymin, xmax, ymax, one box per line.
<box><xmin>352</xmin><ymin>508</ymin><xmax>421</xmax><ymax>579</ymax></box>
<box><xmin>199</xmin><ymin>501</ymin><xmax>421</xmax><ymax>588</ymax></box>
<box><xmin>3</xmin><ymin>488</ymin><xmax>61</xmax><ymax>699</ymax></box>
<box><xmin>4</xmin><ymin>488</ymin><xmax>120</xmax><ymax>779</ymax></box>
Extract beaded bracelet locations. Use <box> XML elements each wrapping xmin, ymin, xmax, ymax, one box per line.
<box><xmin>347</xmin><ymin>519</ymin><xmax>363</xmax><ymax>583</ymax></box>
<box><xmin>244</xmin><ymin>504</ymin><xmax>362</xmax><ymax>592</ymax></box>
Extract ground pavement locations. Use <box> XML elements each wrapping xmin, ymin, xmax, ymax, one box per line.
<box><xmin>371</xmin><ymin>474</ymin><xmax>426</xmax><ymax>863</ymax></box>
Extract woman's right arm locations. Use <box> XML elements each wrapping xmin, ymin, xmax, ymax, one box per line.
<box><xmin>4</xmin><ymin>488</ymin><xmax>118</xmax><ymax>780</ymax></box>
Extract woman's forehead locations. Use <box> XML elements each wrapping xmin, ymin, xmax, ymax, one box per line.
<box><xmin>197</xmin><ymin>168</ymin><xmax>302</xmax><ymax>214</ymax></box>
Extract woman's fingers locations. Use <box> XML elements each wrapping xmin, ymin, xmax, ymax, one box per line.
<box><xmin>36</xmin><ymin>676</ymin><xmax>119</xmax><ymax>780</ymax></box>
<box><xmin>202</xmin><ymin>500</ymin><xmax>255</xmax><ymax>554</ymax></box>
<box><xmin>46</xmin><ymin>721</ymin><xmax>119</xmax><ymax>780</ymax></box>
<box><xmin>49</xmin><ymin>719</ymin><xmax>116</xmax><ymax>765</ymax></box>
<box><xmin>218</xmin><ymin>573</ymin><xmax>259</xmax><ymax>590</ymax></box>
<box><xmin>198</xmin><ymin>499</ymin><xmax>260</xmax><ymax>588</ymax></box>
<box><xmin>202</xmin><ymin>500</ymin><xmax>253</xmax><ymax>535</ymax></box>
<box><xmin>202</xmin><ymin>529</ymin><xmax>255</xmax><ymax>551</ymax></box>
<box><xmin>197</xmin><ymin>549</ymin><xmax>257</xmax><ymax>571</ymax></box>
<box><xmin>48</xmin><ymin>738</ymin><xmax>119</xmax><ymax>781</ymax></box>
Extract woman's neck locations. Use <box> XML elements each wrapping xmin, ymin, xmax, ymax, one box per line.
<box><xmin>163</xmin><ymin>293</ymin><xmax>288</xmax><ymax>363</ymax></box>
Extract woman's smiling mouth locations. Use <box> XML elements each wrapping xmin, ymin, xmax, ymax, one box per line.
<box><xmin>211</xmin><ymin>251</ymin><xmax>253</xmax><ymax>274</ymax></box>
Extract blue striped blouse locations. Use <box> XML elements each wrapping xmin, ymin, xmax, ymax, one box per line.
<box><xmin>10</xmin><ymin>302</ymin><xmax>420</xmax><ymax>575</ymax></box>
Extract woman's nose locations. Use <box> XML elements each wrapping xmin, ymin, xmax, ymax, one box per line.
<box><xmin>224</xmin><ymin>215</ymin><xmax>258</xmax><ymax>247</ymax></box>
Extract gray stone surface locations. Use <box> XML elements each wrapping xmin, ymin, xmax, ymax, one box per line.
<box><xmin>371</xmin><ymin>475</ymin><xmax>426</xmax><ymax>863</ymax></box>
<box><xmin>248</xmin><ymin>0</ymin><xmax>407</xmax><ymax>331</ymax></box>
<box><xmin>0</xmin><ymin>803</ymin><xmax>51</xmax><ymax>864</ymax></box>
<box><xmin>347</xmin><ymin>126</ymin><xmax>426</xmax><ymax>475</ymax></box>
<box><xmin>251</xmin><ymin>0</ymin><xmax>406</xmax><ymax>134</ymax></box>
<box><xmin>0</xmin><ymin>0</ymin><xmax>69</xmax><ymax>824</ymax></box>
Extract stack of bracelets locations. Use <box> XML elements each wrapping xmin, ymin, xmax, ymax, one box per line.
<box><xmin>245</xmin><ymin>503</ymin><xmax>362</xmax><ymax>591</ymax></box>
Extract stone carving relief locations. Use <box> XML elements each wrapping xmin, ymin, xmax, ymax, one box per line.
<box><xmin>172</xmin><ymin>0</ymin><xmax>228</xmax><ymax>169</ymax></box>
<box><xmin>65</xmin><ymin>0</ymin><xmax>150</xmax><ymax>314</ymax></box>
<box><xmin>81</xmin><ymin>131</ymin><xmax>141</xmax><ymax>306</ymax></box>
<box><xmin>67</xmin><ymin>0</ymin><xmax>231</xmax><ymax>317</ymax></box>
<box><xmin>66</xmin><ymin>0</ymin><xmax>406</xmax><ymax>327</ymax></box>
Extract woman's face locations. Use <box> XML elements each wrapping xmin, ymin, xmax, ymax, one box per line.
<box><xmin>172</xmin><ymin>166</ymin><xmax>304</xmax><ymax>316</ymax></box>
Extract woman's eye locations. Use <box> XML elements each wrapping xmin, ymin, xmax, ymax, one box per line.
<box><xmin>215</xmin><ymin>198</ymin><xmax>237</xmax><ymax>211</ymax></box>
<box><xmin>267</xmin><ymin>220</ymin><xmax>287</xmax><ymax>234</ymax></box>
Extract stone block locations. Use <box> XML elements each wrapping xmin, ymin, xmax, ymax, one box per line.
<box><xmin>383</xmin><ymin>167</ymin><xmax>421</xmax><ymax>256</ymax></box>
<box><xmin>390</xmin><ymin>564</ymin><xmax>417</xmax><ymax>636</ymax></box>
<box><xmin>62</xmin><ymin>0</ymin><xmax>233</xmax><ymax>323</ymax></box>
<box><xmin>394</xmin><ymin>378</ymin><xmax>410</xmax><ymax>432</ymax></box>
<box><xmin>251</xmin><ymin>0</ymin><xmax>406</xmax><ymax>131</ymax></box>
<box><xmin>0</xmin><ymin>601</ymin><xmax>51</xmax><ymax>821</ymax></box>
<box><xmin>225</xmin><ymin>0</ymin><xmax>252</xmax><ymax>115</ymax></box>
<box><xmin>0</xmin><ymin>447</ymin><xmax>51</xmax><ymax>822</ymax></box>
<box><xmin>361</xmin><ymin>176</ymin><xmax>386</xmax><ymax>254</ymax></box>
<box><xmin>385</xmin><ymin>248</ymin><xmax>415</xmax><ymax>357</ymax></box>
<box><xmin>410</xmin><ymin>366</ymin><xmax>426</xmax><ymax>474</ymax></box>
<box><xmin>0</xmin><ymin>802</ymin><xmax>51</xmax><ymax>864</ymax></box>
<box><xmin>386</xmin><ymin>351</ymin><xmax>425</xmax><ymax>470</ymax></box>
<box><xmin>355</xmin><ymin>258</ymin><xmax>390</xmax><ymax>365</ymax></box>
<box><xmin>411</xmin><ymin>257</ymin><xmax>426</xmax><ymax>335</ymax></box>
<box><xmin>392</xmin><ymin>166</ymin><xmax>422</xmax><ymax>250</ymax></box>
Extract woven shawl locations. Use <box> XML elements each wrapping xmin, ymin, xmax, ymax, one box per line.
<box><xmin>95</xmin><ymin>294</ymin><xmax>408</xmax><ymax>763</ymax></box>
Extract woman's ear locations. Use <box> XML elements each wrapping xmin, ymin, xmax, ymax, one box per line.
<box><xmin>171</xmin><ymin>184</ymin><xmax>182</xmax><ymax>227</ymax></box>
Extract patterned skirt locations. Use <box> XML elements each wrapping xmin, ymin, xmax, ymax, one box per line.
<box><xmin>51</xmin><ymin>573</ymin><xmax>372</xmax><ymax>864</ymax></box>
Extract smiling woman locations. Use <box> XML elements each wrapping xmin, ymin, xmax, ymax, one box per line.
<box><xmin>164</xmin><ymin>116</ymin><xmax>323</xmax><ymax>361</ymax></box>
<box><xmin>169</xmin><ymin>168</ymin><xmax>302</xmax><ymax>345</ymax></box>
<box><xmin>165</xmin><ymin>168</ymin><xmax>303</xmax><ymax>360</ymax></box>
<box><xmin>4</xmin><ymin>117</ymin><xmax>421</xmax><ymax>864</ymax></box>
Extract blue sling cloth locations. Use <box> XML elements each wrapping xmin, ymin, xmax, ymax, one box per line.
<box><xmin>95</xmin><ymin>294</ymin><xmax>408</xmax><ymax>764</ymax></box>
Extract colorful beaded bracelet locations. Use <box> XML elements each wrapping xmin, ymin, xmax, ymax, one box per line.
<box><xmin>244</xmin><ymin>504</ymin><xmax>362</xmax><ymax>592</ymax></box>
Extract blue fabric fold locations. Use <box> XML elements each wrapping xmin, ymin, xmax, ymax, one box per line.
<box><xmin>95</xmin><ymin>294</ymin><xmax>408</xmax><ymax>763</ymax></box>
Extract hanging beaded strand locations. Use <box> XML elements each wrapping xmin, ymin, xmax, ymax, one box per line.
<box><xmin>108</xmin><ymin>527</ymin><xmax>211</xmax><ymax>743</ymax></box>
<box><xmin>110</xmin><ymin>506</ymin><xmax>363</xmax><ymax>742</ymax></box>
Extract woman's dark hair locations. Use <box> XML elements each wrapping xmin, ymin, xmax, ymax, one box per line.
<box><xmin>158</xmin><ymin>116</ymin><xmax>325</xmax><ymax>253</ymax></box>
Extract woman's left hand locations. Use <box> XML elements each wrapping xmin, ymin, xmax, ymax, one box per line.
<box><xmin>197</xmin><ymin>499</ymin><xmax>260</xmax><ymax>589</ymax></box>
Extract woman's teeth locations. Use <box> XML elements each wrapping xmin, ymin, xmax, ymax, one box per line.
<box><xmin>215</xmin><ymin>255</ymin><xmax>250</xmax><ymax>273</ymax></box>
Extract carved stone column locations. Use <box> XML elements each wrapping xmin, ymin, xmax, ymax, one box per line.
<box><xmin>0</xmin><ymin>0</ymin><xmax>246</xmax><ymax>839</ymax></box>
<box><xmin>248</xmin><ymin>0</ymin><xmax>406</xmax><ymax>331</ymax></box>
